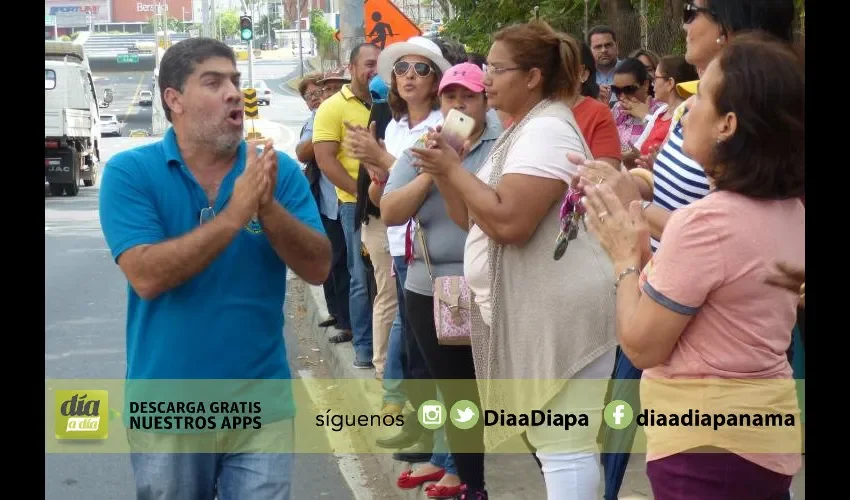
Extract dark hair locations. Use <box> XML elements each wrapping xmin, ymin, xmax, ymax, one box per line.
<box><xmin>158</xmin><ymin>37</ymin><xmax>235</xmax><ymax>122</ymax></box>
<box><xmin>388</xmin><ymin>59</ymin><xmax>443</xmax><ymax>121</ymax></box>
<box><xmin>492</xmin><ymin>21</ymin><xmax>582</xmax><ymax>101</ymax></box>
<box><xmin>579</xmin><ymin>42</ymin><xmax>600</xmax><ymax>99</ymax></box>
<box><xmin>467</xmin><ymin>53</ymin><xmax>487</xmax><ymax>69</ymax></box>
<box><xmin>706</xmin><ymin>0</ymin><xmax>796</xmax><ymax>42</ymax></box>
<box><xmin>350</xmin><ymin>42</ymin><xmax>379</xmax><ymax>65</ymax></box>
<box><xmin>614</xmin><ymin>57</ymin><xmax>650</xmax><ymax>86</ymax></box>
<box><xmin>587</xmin><ymin>25</ymin><xmax>617</xmax><ymax>44</ymax></box>
<box><xmin>298</xmin><ymin>72</ymin><xmax>323</xmax><ymax>97</ymax></box>
<box><xmin>657</xmin><ymin>55</ymin><xmax>699</xmax><ymax>86</ymax></box>
<box><xmin>709</xmin><ymin>32</ymin><xmax>803</xmax><ymax>199</ymax></box>
<box><xmin>429</xmin><ymin>36</ymin><xmax>468</xmax><ymax>66</ymax></box>
<box><xmin>629</xmin><ymin>48</ymin><xmax>660</xmax><ymax>70</ymax></box>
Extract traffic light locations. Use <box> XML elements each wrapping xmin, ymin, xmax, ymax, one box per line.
<box><xmin>240</xmin><ymin>16</ymin><xmax>253</xmax><ymax>41</ymax></box>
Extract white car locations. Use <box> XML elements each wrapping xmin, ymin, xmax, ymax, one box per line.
<box><xmin>100</xmin><ymin>114</ymin><xmax>121</xmax><ymax>137</ymax></box>
<box><xmin>138</xmin><ymin>90</ymin><xmax>153</xmax><ymax>106</ymax></box>
<box><xmin>242</xmin><ymin>80</ymin><xmax>272</xmax><ymax>105</ymax></box>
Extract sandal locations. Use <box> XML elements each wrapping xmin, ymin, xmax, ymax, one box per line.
<box><xmin>425</xmin><ymin>483</ymin><xmax>464</xmax><ymax>498</ymax></box>
<box><xmin>328</xmin><ymin>330</ymin><xmax>352</xmax><ymax>343</ymax></box>
<box><xmin>396</xmin><ymin>468</ymin><xmax>445</xmax><ymax>489</ymax></box>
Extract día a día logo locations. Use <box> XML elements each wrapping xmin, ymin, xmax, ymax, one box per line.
<box><xmin>55</xmin><ymin>390</ymin><xmax>108</xmax><ymax>440</ymax></box>
<box><xmin>244</xmin><ymin>216</ymin><xmax>263</xmax><ymax>234</ymax></box>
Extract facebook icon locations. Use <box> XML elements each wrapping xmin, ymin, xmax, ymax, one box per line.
<box><xmin>604</xmin><ymin>400</ymin><xmax>634</xmax><ymax>430</ymax></box>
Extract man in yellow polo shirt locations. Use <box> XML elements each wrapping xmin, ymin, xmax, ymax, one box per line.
<box><xmin>313</xmin><ymin>42</ymin><xmax>381</xmax><ymax>369</ymax></box>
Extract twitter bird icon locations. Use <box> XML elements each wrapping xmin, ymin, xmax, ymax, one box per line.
<box><xmin>450</xmin><ymin>400</ymin><xmax>480</xmax><ymax>429</ymax></box>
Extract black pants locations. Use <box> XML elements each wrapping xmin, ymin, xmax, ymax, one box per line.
<box><xmin>321</xmin><ymin>214</ymin><xmax>351</xmax><ymax>330</ymax></box>
<box><xmin>404</xmin><ymin>290</ymin><xmax>485</xmax><ymax>491</ymax></box>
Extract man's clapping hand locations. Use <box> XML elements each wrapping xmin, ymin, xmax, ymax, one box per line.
<box><xmin>223</xmin><ymin>140</ymin><xmax>272</xmax><ymax>226</ymax></box>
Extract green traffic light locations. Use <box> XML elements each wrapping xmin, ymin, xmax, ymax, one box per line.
<box><xmin>241</xmin><ymin>28</ymin><xmax>253</xmax><ymax>41</ymax></box>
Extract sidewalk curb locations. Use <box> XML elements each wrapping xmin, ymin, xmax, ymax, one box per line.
<box><xmin>299</xmin><ymin>278</ymin><xmax>424</xmax><ymax>499</ymax></box>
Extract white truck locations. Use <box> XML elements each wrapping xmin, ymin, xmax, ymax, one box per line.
<box><xmin>45</xmin><ymin>41</ymin><xmax>101</xmax><ymax>197</ymax></box>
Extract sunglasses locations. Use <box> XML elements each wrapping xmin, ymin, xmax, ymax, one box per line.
<box><xmin>611</xmin><ymin>85</ymin><xmax>640</xmax><ymax>96</ymax></box>
<box><xmin>393</xmin><ymin>61</ymin><xmax>434</xmax><ymax>78</ymax></box>
<box><xmin>199</xmin><ymin>206</ymin><xmax>216</xmax><ymax>225</ymax></box>
<box><xmin>303</xmin><ymin>89</ymin><xmax>322</xmax><ymax>100</ymax></box>
<box><xmin>684</xmin><ymin>3</ymin><xmax>713</xmax><ymax>24</ymax></box>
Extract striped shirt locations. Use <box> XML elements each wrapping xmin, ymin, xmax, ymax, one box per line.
<box><xmin>650</xmin><ymin>106</ymin><xmax>711</xmax><ymax>251</ymax></box>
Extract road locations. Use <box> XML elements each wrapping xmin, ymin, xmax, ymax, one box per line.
<box><xmin>93</xmin><ymin>72</ymin><xmax>154</xmax><ymax>136</ymax></box>
<box><xmin>46</xmin><ymin>65</ymin><xmax>399</xmax><ymax>500</ymax></box>
<box><xmin>92</xmin><ymin>61</ymin><xmax>303</xmax><ymax>139</ymax></box>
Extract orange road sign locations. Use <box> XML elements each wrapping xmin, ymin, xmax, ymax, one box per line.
<box><xmin>334</xmin><ymin>30</ymin><xmax>341</xmax><ymax>42</ymax></box>
<box><xmin>364</xmin><ymin>0</ymin><xmax>422</xmax><ymax>50</ymax></box>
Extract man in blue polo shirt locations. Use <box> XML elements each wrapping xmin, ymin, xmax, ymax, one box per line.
<box><xmin>99</xmin><ymin>37</ymin><xmax>330</xmax><ymax>500</ymax></box>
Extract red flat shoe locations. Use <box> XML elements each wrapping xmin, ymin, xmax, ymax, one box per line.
<box><xmin>426</xmin><ymin>483</ymin><xmax>464</xmax><ymax>499</ymax></box>
<box><xmin>397</xmin><ymin>468</ymin><xmax>445</xmax><ymax>489</ymax></box>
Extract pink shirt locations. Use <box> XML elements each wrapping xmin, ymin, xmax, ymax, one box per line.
<box><xmin>638</xmin><ymin>190</ymin><xmax>804</xmax><ymax>476</ymax></box>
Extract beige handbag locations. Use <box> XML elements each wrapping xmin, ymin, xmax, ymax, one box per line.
<box><xmin>415</xmin><ymin>217</ymin><xmax>472</xmax><ymax>346</ymax></box>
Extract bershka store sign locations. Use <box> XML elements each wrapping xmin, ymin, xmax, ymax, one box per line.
<box><xmin>112</xmin><ymin>0</ymin><xmax>192</xmax><ymax>23</ymax></box>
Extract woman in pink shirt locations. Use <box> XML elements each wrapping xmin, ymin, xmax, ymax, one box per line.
<box><xmin>582</xmin><ymin>33</ymin><xmax>804</xmax><ymax>499</ymax></box>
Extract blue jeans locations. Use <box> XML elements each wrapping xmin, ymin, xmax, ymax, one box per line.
<box><xmin>431</xmin><ymin>388</ymin><xmax>457</xmax><ymax>476</ymax></box>
<box><xmin>338</xmin><ymin>203</ymin><xmax>373</xmax><ymax>363</ymax></box>
<box><xmin>128</xmin><ymin>419</ymin><xmax>293</xmax><ymax>500</ymax></box>
<box><xmin>383</xmin><ymin>256</ymin><xmax>408</xmax><ymax>405</ymax></box>
<box><xmin>601</xmin><ymin>348</ymin><xmax>643</xmax><ymax>500</ymax></box>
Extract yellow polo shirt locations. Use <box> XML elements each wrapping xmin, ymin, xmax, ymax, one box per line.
<box><xmin>312</xmin><ymin>85</ymin><xmax>371</xmax><ymax>204</ymax></box>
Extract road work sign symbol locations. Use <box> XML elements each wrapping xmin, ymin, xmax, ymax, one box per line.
<box><xmin>365</xmin><ymin>0</ymin><xmax>422</xmax><ymax>50</ymax></box>
<box><xmin>55</xmin><ymin>390</ymin><xmax>109</xmax><ymax>440</ymax></box>
<box><xmin>243</xmin><ymin>88</ymin><xmax>259</xmax><ymax>118</ymax></box>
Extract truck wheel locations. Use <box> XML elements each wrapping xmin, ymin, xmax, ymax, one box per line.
<box><xmin>65</xmin><ymin>182</ymin><xmax>80</xmax><ymax>197</ymax></box>
<box><xmin>50</xmin><ymin>184</ymin><xmax>64</xmax><ymax>196</ymax></box>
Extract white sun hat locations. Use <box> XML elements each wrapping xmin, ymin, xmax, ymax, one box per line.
<box><xmin>376</xmin><ymin>36</ymin><xmax>452</xmax><ymax>84</ymax></box>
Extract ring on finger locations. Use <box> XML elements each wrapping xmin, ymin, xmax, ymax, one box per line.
<box><xmin>598</xmin><ymin>211</ymin><xmax>609</xmax><ymax>223</ymax></box>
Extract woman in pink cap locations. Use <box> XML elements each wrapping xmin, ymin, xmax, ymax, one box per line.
<box><xmin>382</xmin><ymin>62</ymin><xmax>503</xmax><ymax>499</ymax></box>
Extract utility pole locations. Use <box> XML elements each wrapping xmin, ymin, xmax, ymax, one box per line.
<box><xmin>340</xmin><ymin>0</ymin><xmax>365</xmax><ymax>66</ymax></box>
<box><xmin>202</xmin><ymin>0</ymin><xmax>210</xmax><ymax>37</ymax></box>
<box><xmin>296</xmin><ymin>0</ymin><xmax>303</xmax><ymax>77</ymax></box>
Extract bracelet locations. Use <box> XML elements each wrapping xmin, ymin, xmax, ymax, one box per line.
<box><xmin>615</xmin><ymin>266</ymin><xmax>640</xmax><ymax>290</ymax></box>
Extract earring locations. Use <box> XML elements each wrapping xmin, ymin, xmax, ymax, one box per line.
<box><xmin>716</xmin><ymin>37</ymin><xmax>724</xmax><ymax>45</ymax></box>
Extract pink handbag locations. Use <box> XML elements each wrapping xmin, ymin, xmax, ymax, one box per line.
<box><xmin>415</xmin><ymin>217</ymin><xmax>472</xmax><ymax>346</ymax></box>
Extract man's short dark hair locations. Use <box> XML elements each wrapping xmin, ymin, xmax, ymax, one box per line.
<box><xmin>587</xmin><ymin>25</ymin><xmax>617</xmax><ymax>44</ymax></box>
<box><xmin>158</xmin><ymin>38</ymin><xmax>235</xmax><ymax>122</ymax></box>
<box><xmin>350</xmin><ymin>42</ymin><xmax>379</xmax><ymax>65</ymax></box>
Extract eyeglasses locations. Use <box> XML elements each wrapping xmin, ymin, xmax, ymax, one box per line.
<box><xmin>611</xmin><ymin>85</ymin><xmax>640</xmax><ymax>96</ymax></box>
<box><xmin>303</xmin><ymin>89</ymin><xmax>322</xmax><ymax>100</ymax></box>
<box><xmin>199</xmin><ymin>206</ymin><xmax>216</xmax><ymax>225</ymax></box>
<box><xmin>393</xmin><ymin>61</ymin><xmax>435</xmax><ymax>78</ymax></box>
<box><xmin>684</xmin><ymin>3</ymin><xmax>713</xmax><ymax>24</ymax></box>
<box><xmin>485</xmin><ymin>65</ymin><xmax>524</xmax><ymax>76</ymax></box>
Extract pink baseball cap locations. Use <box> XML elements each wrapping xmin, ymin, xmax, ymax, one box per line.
<box><xmin>439</xmin><ymin>63</ymin><xmax>485</xmax><ymax>95</ymax></box>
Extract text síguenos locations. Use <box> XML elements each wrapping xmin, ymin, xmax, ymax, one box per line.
<box><xmin>485</xmin><ymin>410</ymin><xmax>589</xmax><ymax>430</ymax></box>
<box><xmin>316</xmin><ymin>411</ymin><xmax>405</xmax><ymax>432</ymax></box>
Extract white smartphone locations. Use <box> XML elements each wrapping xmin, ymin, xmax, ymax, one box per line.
<box><xmin>441</xmin><ymin>109</ymin><xmax>476</xmax><ymax>153</ymax></box>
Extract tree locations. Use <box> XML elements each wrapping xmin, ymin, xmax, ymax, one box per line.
<box><xmin>217</xmin><ymin>11</ymin><xmax>241</xmax><ymax>38</ymax></box>
<box><xmin>309</xmin><ymin>8</ymin><xmax>338</xmax><ymax>62</ymax></box>
<box><xmin>147</xmin><ymin>16</ymin><xmax>185</xmax><ymax>33</ymax></box>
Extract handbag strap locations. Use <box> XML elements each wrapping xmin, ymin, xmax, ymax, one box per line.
<box><xmin>414</xmin><ymin>215</ymin><xmax>435</xmax><ymax>282</ymax></box>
